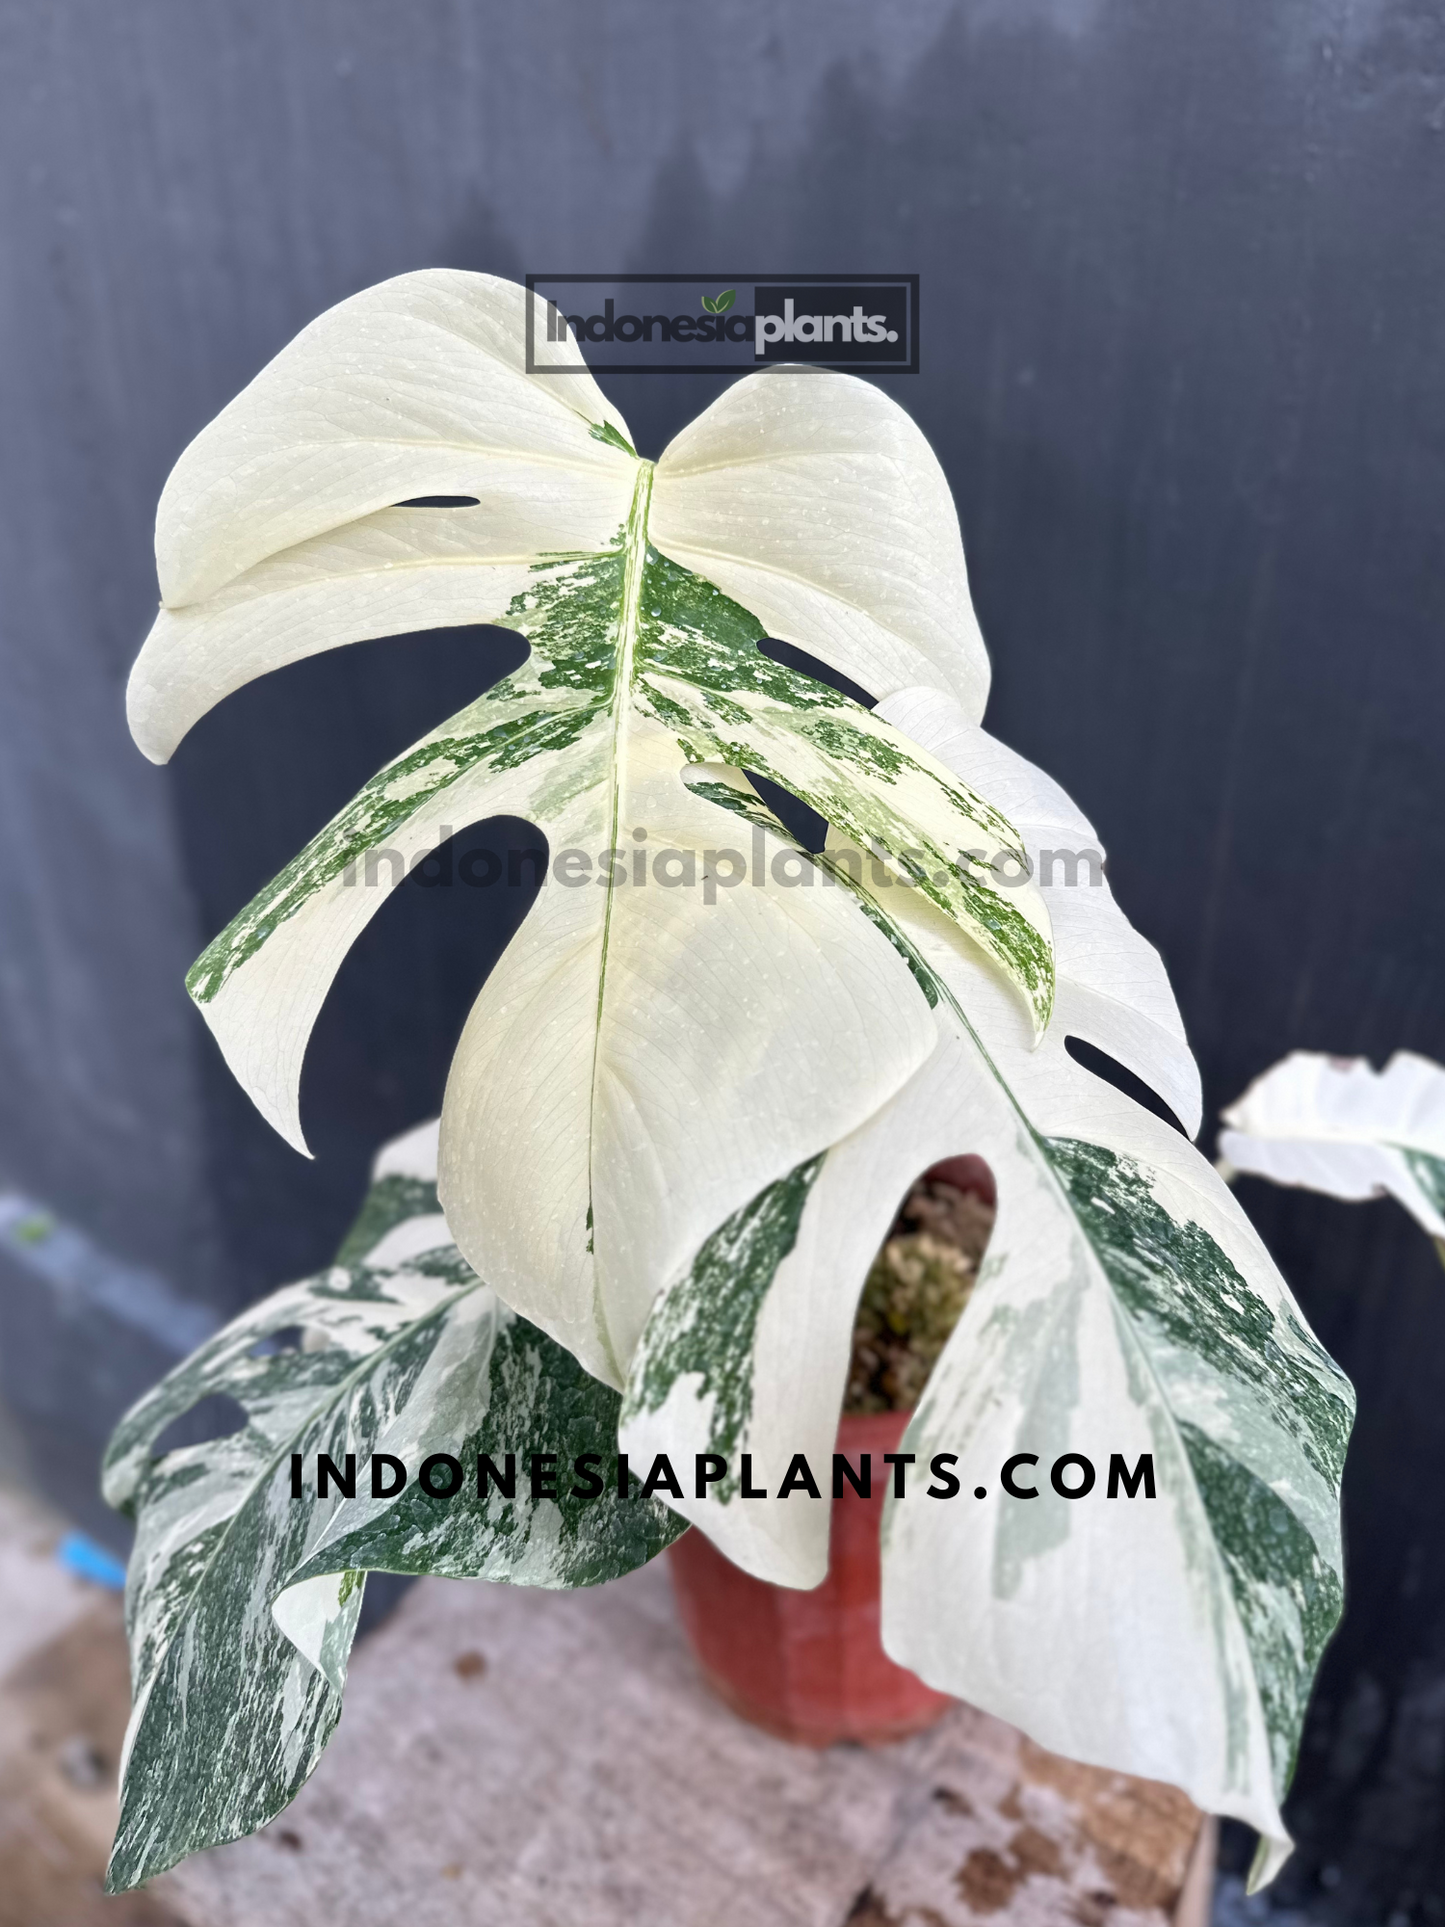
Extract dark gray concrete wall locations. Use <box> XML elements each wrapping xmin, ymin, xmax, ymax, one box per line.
<box><xmin>2</xmin><ymin>3</ymin><xmax>1443</xmax><ymax>1917</ymax></box>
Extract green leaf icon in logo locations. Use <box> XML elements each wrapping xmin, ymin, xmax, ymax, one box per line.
<box><xmin>702</xmin><ymin>288</ymin><xmax>736</xmax><ymax>315</ymax></box>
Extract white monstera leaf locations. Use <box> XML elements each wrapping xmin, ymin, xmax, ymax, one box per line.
<box><xmin>130</xmin><ymin>268</ymin><xmax>1052</xmax><ymax>1387</ymax></box>
<box><xmin>620</xmin><ymin>690</ymin><xmax>1351</xmax><ymax>1887</ymax></box>
<box><xmin>1219</xmin><ymin>1049</ymin><xmax>1445</xmax><ymax>1239</ymax></box>
<box><xmin>125</xmin><ymin>269</ymin><xmax>1351</xmax><ymax>1892</ymax></box>
<box><xmin>104</xmin><ymin>1121</ymin><xmax>684</xmax><ymax>1891</ymax></box>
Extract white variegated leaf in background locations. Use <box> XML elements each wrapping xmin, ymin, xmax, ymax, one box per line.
<box><xmin>129</xmin><ymin>269</ymin><xmax>1053</xmax><ymax>1388</ymax></box>
<box><xmin>103</xmin><ymin>1120</ymin><xmax>682</xmax><ymax>1892</ymax></box>
<box><xmin>1219</xmin><ymin>1049</ymin><xmax>1445</xmax><ymax>1239</ymax></box>
<box><xmin>621</xmin><ymin>689</ymin><xmax>1350</xmax><ymax>1887</ymax></box>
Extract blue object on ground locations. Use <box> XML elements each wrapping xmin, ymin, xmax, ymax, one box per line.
<box><xmin>57</xmin><ymin>1530</ymin><xmax>128</xmax><ymax>1590</ymax></box>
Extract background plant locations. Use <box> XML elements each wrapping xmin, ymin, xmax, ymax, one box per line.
<box><xmin>1220</xmin><ymin>1050</ymin><xmax>1445</xmax><ymax>1253</ymax></box>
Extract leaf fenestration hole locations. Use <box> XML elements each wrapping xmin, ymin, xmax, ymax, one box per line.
<box><xmin>1064</xmin><ymin>1037</ymin><xmax>1188</xmax><ymax>1136</ymax></box>
<box><xmin>745</xmin><ymin>770</ymin><xmax>828</xmax><ymax>854</ymax></box>
<box><xmin>149</xmin><ymin>1393</ymin><xmax>249</xmax><ymax>1460</ymax></box>
<box><xmin>309</xmin><ymin>817</ymin><xmax>551</xmax><ymax>1133</ymax></box>
<box><xmin>749</xmin><ymin>640</ymin><xmax>877</xmax><ymax>858</ymax></box>
<box><xmin>248</xmin><ymin>1325</ymin><xmax>305</xmax><ymax>1357</ymax></box>
<box><xmin>758</xmin><ymin>638</ymin><xmax>877</xmax><ymax>710</ymax></box>
<box><xmin>845</xmin><ymin>1157</ymin><xmax>996</xmax><ymax>1416</ymax></box>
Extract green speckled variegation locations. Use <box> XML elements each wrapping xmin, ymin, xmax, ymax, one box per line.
<box><xmin>103</xmin><ymin>1138</ymin><xmax>682</xmax><ymax>1892</ymax></box>
<box><xmin>619</xmin><ymin>690</ymin><xmax>1352</xmax><ymax>1890</ymax></box>
<box><xmin>623</xmin><ymin>1152</ymin><xmax>824</xmax><ymax>1502</ymax></box>
<box><xmin>128</xmin><ymin>268</ymin><xmax>1049</xmax><ymax>1394</ymax></box>
<box><xmin>185</xmin><ymin>519</ymin><xmax>1047</xmax><ymax>1029</ymax></box>
<box><xmin>1400</xmin><ymin>1146</ymin><xmax>1445</xmax><ymax>1218</ymax></box>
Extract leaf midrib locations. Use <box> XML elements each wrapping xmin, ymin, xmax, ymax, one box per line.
<box><xmin>584</xmin><ymin>461</ymin><xmax>655</xmax><ymax>1384</ymax></box>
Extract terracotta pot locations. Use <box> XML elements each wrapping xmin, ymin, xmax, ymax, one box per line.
<box><xmin>667</xmin><ymin>1407</ymin><xmax>952</xmax><ymax>1747</ymax></box>
<box><xmin>923</xmin><ymin>1152</ymin><xmax>996</xmax><ymax>1209</ymax></box>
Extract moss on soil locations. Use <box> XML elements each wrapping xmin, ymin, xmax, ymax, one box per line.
<box><xmin>844</xmin><ymin>1178</ymin><xmax>995</xmax><ymax>1415</ymax></box>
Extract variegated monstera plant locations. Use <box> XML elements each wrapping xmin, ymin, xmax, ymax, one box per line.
<box><xmin>106</xmin><ymin>271</ymin><xmax>1352</xmax><ymax>1892</ymax></box>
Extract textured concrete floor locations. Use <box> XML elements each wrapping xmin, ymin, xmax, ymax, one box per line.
<box><xmin>0</xmin><ymin>1483</ymin><xmax>1211</xmax><ymax>1925</ymax></box>
<box><xmin>163</xmin><ymin>1558</ymin><xmax>1209</xmax><ymax>1927</ymax></box>
<box><xmin>0</xmin><ymin>1483</ymin><xmax>186</xmax><ymax>1926</ymax></box>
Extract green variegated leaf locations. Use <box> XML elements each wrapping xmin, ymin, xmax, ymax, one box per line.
<box><xmin>1219</xmin><ymin>1049</ymin><xmax>1445</xmax><ymax>1239</ymax></box>
<box><xmin>620</xmin><ymin>688</ymin><xmax>1350</xmax><ymax>1888</ymax></box>
<box><xmin>129</xmin><ymin>269</ymin><xmax>1049</xmax><ymax>1388</ymax></box>
<box><xmin>103</xmin><ymin>1121</ymin><xmax>682</xmax><ymax>1893</ymax></box>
